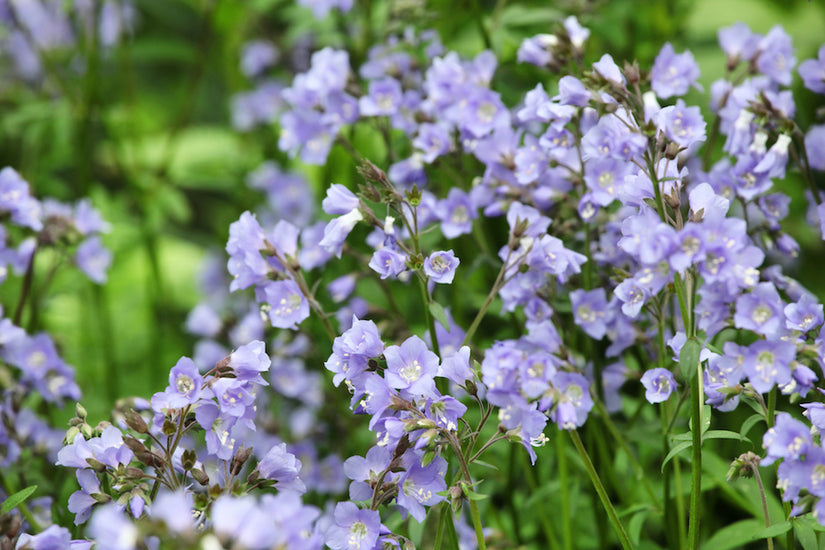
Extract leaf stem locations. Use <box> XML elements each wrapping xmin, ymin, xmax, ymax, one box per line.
<box><xmin>569</xmin><ymin>430</ymin><xmax>634</xmax><ymax>550</ymax></box>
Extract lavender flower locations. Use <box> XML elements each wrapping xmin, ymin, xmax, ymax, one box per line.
<box><xmin>423</xmin><ymin>250</ymin><xmax>459</xmax><ymax>284</ymax></box>
<box><xmin>258</xmin><ymin>279</ymin><xmax>310</xmax><ymax>329</ymax></box>
<box><xmin>640</xmin><ymin>368</ymin><xmax>677</xmax><ymax>403</ymax></box>
<box><xmin>650</xmin><ymin>43</ymin><xmax>701</xmax><ymax>98</ymax></box>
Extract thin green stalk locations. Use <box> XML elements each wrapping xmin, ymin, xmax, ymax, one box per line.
<box><xmin>418</xmin><ymin>277</ymin><xmax>441</xmax><ymax>357</ymax></box>
<box><xmin>673</xmin><ymin>455</ymin><xmax>687</xmax><ymax>549</ymax></box>
<box><xmin>446</xmin><ymin>433</ymin><xmax>486</xmax><ymax>550</ymax></box>
<box><xmin>556</xmin><ymin>430</ymin><xmax>573</xmax><ymax>550</ymax></box>
<box><xmin>595</xmin><ymin>401</ymin><xmax>662</xmax><ymax>511</ymax></box>
<box><xmin>13</xmin><ymin>248</ymin><xmax>36</xmax><ymax>326</ymax></box>
<box><xmin>569</xmin><ymin>430</ymin><xmax>634</xmax><ymax>550</ymax></box>
<box><xmin>749</xmin><ymin>463</ymin><xmax>773</xmax><ymax>550</ymax></box>
<box><xmin>688</xmin><ymin>371</ymin><xmax>702</xmax><ymax>550</ymax></box>
<box><xmin>461</xmin><ymin>248</ymin><xmax>515</xmax><ymax>347</ymax></box>
<box><xmin>520</xmin><ymin>451</ymin><xmax>561</xmax><ymax>550</ymax></box>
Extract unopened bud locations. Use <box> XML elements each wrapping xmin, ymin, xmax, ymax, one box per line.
<box><xmin>80</xmin><ymin>423</ymin><xmax>93</xmax><ymax>439</ymax></box>
<box><xmin>406</xmin><ymin>185</ymin><xmax>422</xmax><ymax>207</ymax></box>
<box><xmin>664</xmin><ymin>188</ymin><xmax>680</xmax><ymax>210</ymax></box>
<box><xmin>64</xmin><ymin>426</ymin><xmax>80</xmax><ymax>445</ymax></box>
<box><xmin>622</xmin><ymin>60</ymin><xmax>640</xmax><ymax>85</ymax></box>
<box><xmin>191</xmin><ymin>468</ymin><xmax>210</xmax><ymax>486</ymax></box>
<box><xmin>123</xmin><ymin>436</ymin><xmax>148</xmax><ymax>455</ymax></box>
<box><xmin>125</xmin><ymin>467</ymin><xmax>146</xmax><ymax>480</ymax></box>
<box><xmin>231</xmin><ymin>446</ymin><xmax>253</xmax><ymax>475</ymax></box>
<box><xmin>75</xmin><ymin>403</ymin><xmax>88</xmax><ymax>420</ymax></box>
<box><xmin>85</xmin><ymin>458</ymin><xmax>108</xmax><ymax>473</ymax></box>
<box><xmin>124</xmin><ymin>410</ymin><xmax>148</xmax><ymax>434</ymax></box>
<box><xmin>247</xmin><ymin>470</ymin><xmax>260</xmax><ymax>485</ymax></box>
<box><xmin>91</xmin><ymin>493</ymin><xmax>112</xmax><ymax>504</ymax></box>
<box><xmin>182</xmin><ymin>449</ymin><xmax>197</xmax><ymax>471</ymax></box>
<box><xmin>162</xmin><ymin>419</ymin><xmax>177</xmax><ymax>437</ymax></box>
<box><xmin>664</xmin><ymin>141</ymin><xmax>681</xmax><ymax>160</ymax></box>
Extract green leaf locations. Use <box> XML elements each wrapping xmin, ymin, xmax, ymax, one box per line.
<box><xmin>670</xmin><ymin>430</ymin><xmax>743</xmax><ymax>443</ymax></box>
<box><xmin>661</xmin><ymin>441</ymin><xmax>692</xmax><ymax>471</ymax></box>
<box><xmin>662</xmin><ymin>430</ymin><xmax>744</xmax><ymax>471</ymax></box>
<box><xmin>628</xmin><ymin>509</ymin><xmax>649</xmax><ymax>547</ymax></box>
<box><xmin>436</xmin><ymin>502</ymin><xmax>461</xmax><ymax>550</ymax></box>
<box><xmin>679</xmin><ymin>336</ymin><xmax>702</xmax><ymax>381</ymax></box>
<box><xmin>796</xmin><ymin>519</ymin><xmax>819</xmax><ymax>550</ymax></box>
<box><xmin>0</xmin><ymin>485</ymin><xmax>37</xmax><ymax>515</ymax></box>
<box><xmin>429</xmin><ymin>301</ymin><xmax>451</xmax><ymax>331</ymax></box>
<box><xmin>740</xmin><ymin>413</ymin><xmax>765</xmax><ymax>442</ymax></box>
<box><xmin>703</xmin><ymin>519</ymin><xmax>792</xmax><ymax>550</ymax></box>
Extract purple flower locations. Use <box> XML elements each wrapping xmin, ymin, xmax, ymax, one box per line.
<box><xmin>718</xmin><ymin>22</ymin><xmax>760</xmax><ymax>63</ymax></box>
<box><xmin>240</xmin><ymin>40</ymin><xmax>278</xmax><ymax>78</ymax></box>
<box><xmin>570</xmin><ymin>288</ymin><xmax>610</xmax><ymax>340</ymax></box>
<box><xmin>358</xmin><ymin>77</ymin><xmax>403</xmax><ymax>116</ymax></box>
<box><xmin>15</xmin><ymin>524</ymin><xmax>91</xmax><ymax>550</ymax></box>
<box><xmin>517</xmin><ymin>34</ymin><xmax>557</xmax><ymax>67</ymax></box>
<box><xmin>563</xmin><ymin>16</ymin><xmax>590</xmax><ymax>48</ymax></box>
<box><xmin>640</xmin><ymin>368</ymin><xmax>677</xmax><ymax>403</ymax></box>
<box><xmin>763</xmin><ymin>412</ymin><xmax>812</xmax><ymax>465</ymax></box>
<box><xmin>164</xmin><ymin>356</ymin><xmax>204</xmax><ymax>408</ymax></box>
<box><xmin>785</xmin><ymin>294</ymin><xmax>824</xmax><ymax>333</ymax></box>
<box><xmin>368</xmin><ymin>248</ymin><xmax>408</xmax><ymax>279</ymax></box>
<box><xmin>424</xmin><ymin>250</ymin><xmax>459</xmax><ymax>284</ymax></box>
<box><xmin>230</xmin><ymin>340</ymin><xmax>271</xmax><ymax>384</ymax></box>
<box><xmin>151</xmin><ymin>490</ymin><xmax>196</xmax><ymax>534</ymax></box>
<box><xmin>756</xmin><ymin>26</ymin><xmax>795</xmax><ymax>85</ymax></box>
<box><xmin>437</xmin><ymin>188</ymin><xmax>476</xmax><ymax>239</ymax></box>
<box><xmin>806</xmin><ymin>126</ymin><xmax>825</xmax><ymax>171</ymax></box>
<box><xmin>550</xmin><ymin>372</ymin><xmax>593</xmax><ymax>430</ymax></box>
<box><xmin>326</xmin><ymin>503</ymin><xmax>382</xmax><ymax>550</ymax></box>
<box><xmin>395</xmin><ymin>453</ymin><xmax>447</xmax><ymax>521</ymax></box>
<box><xmin>744</xmin><ymin>340</ymin><xmax>795</xmax><ymax>394</ymax></box>
<box><xmin>319</xmin><ymin>208</ymin><xmax>364</xmax><ymax>257</ymax></box>
<box><xmin>258</xmin><ymin>279</ymin><xmax>310</xmax><ymax>330</ymax></box>
<box><xmin>322</xmin><ymin>184</ymin><xmax>360</xmax><ymax>215</ymax></box>
<box><xmin>799</xmin><ymin>44</ymin><xmax>825</xmax><ymax>94</ymax></box>
<box><xmin>650</xmin><ymin>43</ymin><xmax>701</xmax><ymax>98</ymax></box>
<box><xmin>256</xmin><ymin>442</ymin><xmax>306</xmax><ymax>493</ymax></box>
<box><xmin>614</xmin><ymin>278</ymin><xmax>649</xmax><ymax>319</ymax></box>
<box><xmin>0</xmin><ymin>167</ymin><xmax>42</xmax><ymax>230</ymax></box>
<box><xmin>87</xmin><ymin>504</ymin><xmax>138</xmax><ymax>550</ymax></box>
<box><xmin>657</xmin><ymin>100</ymin><xmax>706</xmax><ymax>148</ymax></box>
<box><xmin>384</xmin><ymin>335</ymin><xmax>439</xmax><ymax>398</ymax></box>
<box><xmin>734</xmin><ymin>282</ymin><xmax>785</xmax><ymax>338</ymax></box>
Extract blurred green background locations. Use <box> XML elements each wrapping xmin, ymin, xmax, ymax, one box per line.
<box><xmin>0</xmin><ymin>0</ymin><xmax>823</xmax><ymax>422</ymax></box>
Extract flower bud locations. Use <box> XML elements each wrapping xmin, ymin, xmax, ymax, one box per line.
<box><xmin>191</xmin><ymin>468</ymin><xmax>210</xmax><ymax>486</ymax></box>
<box><xmin>75</xmin><ymin>403</ymin><xmax>88</xmax><ymax>420</ymax></box>
<box><xmin>124</xmin><ymin>410</ymin><xmax>148</xmax><ymax>434</ymax></box>
<box><xmin>64</xmin><ymin>426</ymin><xmax>80</xmax><ymax>445</ymax></box>
<box><xmin>122</xmin><ymin>436</ymin><xmax>148</xmax><ymax>455</ymax></box>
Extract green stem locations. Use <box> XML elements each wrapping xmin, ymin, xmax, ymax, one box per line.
<box><xmin>688</xmin><ymin>370</ymin><xmax>702</xmax><ymax>550</ymax></box>
<box><xmin>766</xmin><ymin>387</ymin><xmax>776</xmax><ymax>426</ymax></box>
<box><xmin>419</xmin><ymin>277</ymin><xmax>441</xmax><ymax>357</ymax></box>
<box><xmin>556</xmin><ymin>431</ymin><xmax>573</xmax><ymax>550</ymax></box>
<box><xmin>749</xmin><ymin>463</ymin><xmax>773</xmax><ymax>550</ymax></box>
<box><xmin>569</xmin><ymin>430</ymin><xmax>634</xmax><ymax>550</ymax></box>
<box><xmin>461</xmin><ymin>248</ymin><xmax>515</xmax><ymax>347</ymax></box>
<box><xmin>446</xmin><ymin>433</ymin><xmax>486</xmax><ymax>550</ymax></box>
<box><xmin>520</xmin><ymin>451</ymin><xmax>561</xmax><ymax>550</ymax></box>
<box><xmin>13</xmin><ymin>247</ymin><xmax>36</xmax><ymax>326</ymax></box>
<box><xmin>595</xmin><ymin>401</ymin><xmax>662</xmax><ymax>511</ymax></box>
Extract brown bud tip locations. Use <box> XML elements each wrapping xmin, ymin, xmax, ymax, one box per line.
<box><xmin>124</xmin><ymin>410</ymin><xmax>148</xmax><ymax>434</ymax></box>
<box><xmin>191</xmin><ymin>468</ymin><xmax>210</xmax><ymax>486</ymax></box>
